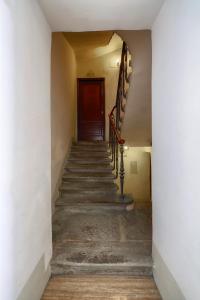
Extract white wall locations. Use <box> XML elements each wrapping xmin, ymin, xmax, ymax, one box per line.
<box><xmin>0</xmin><ymin>1</ymin><xmax>52</xmax><ymax>299</ymax></box>
<box><xmin>152</xmin><ymin>1</ymin><xmax>200</xmax><ymax>299</ymax></box>
<box><xmin>51</xmin><ymin>33</ymin><xmax>77</xmax><ymax>207</ymax></box>
<box><xmin>0</xmin><ymin>2</ymin><xmax>16</xmax><ymax>299</ymax></box>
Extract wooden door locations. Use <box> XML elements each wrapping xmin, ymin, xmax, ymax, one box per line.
<box><xmin>77</xmin><ymin>78</ymin><xmax>105</xmax><ymax>141</ymax></box>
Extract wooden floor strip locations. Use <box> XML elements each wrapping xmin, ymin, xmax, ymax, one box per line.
<box><xmin>41</xmin><ymin>276</ymin><xmax>161</xmax><ymax>300</ymax></box>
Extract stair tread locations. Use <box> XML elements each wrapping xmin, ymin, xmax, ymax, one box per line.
<box><xmin>65</xmin><ymin>164</ymin><xmax>113</xmax><ymax>173</ymax></box>
<box><xmin>71</xmin><ymin>147</ymin><xmax>108</xmax><ymax>152</ymax></box>
<box><xmin>63</xmin><ymin>172</ymin><xmax>114</xmax><ymax>178</ymax></box>
<box><xmin>56</xmin><ymin>195</ymin><xmax>133</xmax><ymax>208</ymax></box>
<box><xmin>69</xmin><ymin>153</ymin><xmax>110</xmax><ymax>158</ymax></box>
<box><xmin>51</xmin><ymin>240</ymin><xmax>152</xmax><ymax>275</ymax></box>
<box><xmin>57</xmin><ymin>194</ymin><xmax>130</xmax><ymax>202</ymax></box>
<box><xmin>53</xmin><ymin>241</ymin><xmax>152</xmax><ymax>264</ymax></box>
<box><xmin>68</xmin><ymin>158</ymin><xmax>112</xmax><ymax>163</ymax></box>
<box><xmin>61</xmin><ymin>185</ymin><xmax>117</xmax><ymax>191</ymax></box>
<box><xmin>73</xmin><ymin>141</ymin><xmax>108</xmax><ymax>145</ymax></box>
<box><xmin>61</xmin><ymin>181</ymin><xmax>117</xmax><ymax>186</ymax></box>
<box><xmin>66</xmin><ymin>163</ymin><xmax>112</xmax><ymax>168</ymax></box>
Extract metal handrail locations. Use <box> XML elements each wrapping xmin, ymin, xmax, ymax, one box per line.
<box><xmin>109</xmin><ymin>107</ymin><xmax>125</xmax><ymax>145</ymax></box>
<box><xmin>108</xmin><ymin>41</ymin><xmax>131</xmax><ymax>199</ymax></box>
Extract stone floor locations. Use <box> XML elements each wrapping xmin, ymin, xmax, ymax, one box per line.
<box><xmin>51</xmin><ymin>202</ymin><xmax>152</xmax><ymax>275</ymax></box>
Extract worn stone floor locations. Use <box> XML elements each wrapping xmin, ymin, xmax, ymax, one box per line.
<box><xmin>51</xmin><ymin>202</ymin><xmax>152</xmax><ymax>275</ymax></box>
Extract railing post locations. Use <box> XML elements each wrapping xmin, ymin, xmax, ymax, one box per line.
<box><xmin>111</xmin><ymin>129</ymin><xmax>114</xmax><ymax>162</ymax></box>
<box><xmin>120</xmin><ymin>144</ymin><xmax>125</xmax><ymax>199</ymax></box>
<box><xmin>109</xmin><ymin>119</ymin><xmax>111</xmax><ymax>150</ymax></box>
<box><xmin>116</xmin><ymin>142</ymin><xmax>119</xmax><ymax>179</ymax></box>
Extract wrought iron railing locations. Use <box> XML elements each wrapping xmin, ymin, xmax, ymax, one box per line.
<box><xmin>108</xmin><ymin>41</ymin><xmax>131</xmax><ymax>199</ymax></box>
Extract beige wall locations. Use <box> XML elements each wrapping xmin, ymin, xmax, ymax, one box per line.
<box><xmin>117</xmin><ymin>30</ymin><xmax>152</xmax><ymax>146</ymax></box>
<box><xmin>51</xmin><ymin>32</ymin><xmax>76</xmax><ymax>206</ymax></box>
<box><xmin>77</xmin><ymin>48</ymin><xmax>122</xmax><ymax>140</ymax></box>
<box><xmin>117</xmin><ymin>147</ymin><xmax>151</xmax><ymax>202</ymax></box>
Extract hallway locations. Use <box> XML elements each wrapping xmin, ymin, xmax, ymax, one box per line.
<box><xmin>2</xmin><ymin>1</ymin><xmax>199</xmax><ymax>299</ymax></box>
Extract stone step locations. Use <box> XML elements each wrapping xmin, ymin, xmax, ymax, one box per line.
<box><xmin>69</xmin><ymin>151</ymin><xmax>110</xmax><ymax>158</ymax></box>
<box><xmin>71</xmin><ymin>145</ymin><xmax>108</xmax><ymax>152</ymax></box>
<box><xmin>60</xmin><ymin>190</ymin><xmax>117</xmax><ymax>197</ymax></box>
<box><xmin>65</xmin><ymin>163</ymin><xmax>113</xmax><ymax>173</ymax></box>
<box><xmin>69</xmin><ymin>151</ymin><xmax>110</xmax><ymax>159</ymax></box>
<box><xmin>56</xmin><ymin>194</ymin><xmax>133</xmax><ymax>211</ymax></box>
<box><xmin>51</xmin><ymin>241</ymin><xmax>152</xmax><ymax>276</ymax></box>
<box><xmin>73</xmin><ymin>141</ymin><xmax>108</xmax><ymax>146</ymax></box>
<box><xmin>55</xmin><ymin>203</ymin><xmax>133</xmax><ymax>212</ymax></box>
<box><xmin>62</xmin><ymin>172</ymin><xmax>115</xmax><ymax>182</ymax></box>
<box><xmin>68</xmin><ymin>157</ymin><xmax>112</xmax><ymax>164</ymax></box>
<box><xmin>56</xmin><ymin>194</ymin><xmax>132</xmax><ymax>204</ymax></box>
<box><xmin>61</xmin><ymin>181</ymin><xmax>117</xmax><ymax>189</ymax></box>
<box><xmin>60</xmin><ymin>182</ymin><xmax>118</xmax><ymax>195</ymax></box>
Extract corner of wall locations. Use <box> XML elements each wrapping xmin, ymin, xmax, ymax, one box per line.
<box><xmin>17</xmin><ymin>255</ymin><xmax>51</xmax><ymax>300</ymax></box>
<box><xmin>152</xmin><ymin>243</ymin><xmax>186</xmax><ymax>300</ymax></box>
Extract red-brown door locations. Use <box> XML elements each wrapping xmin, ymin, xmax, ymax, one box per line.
<box><xmin>77</xmin><ymin>78</ymin><xmax>105</xmax><ymax>141</ymax></box>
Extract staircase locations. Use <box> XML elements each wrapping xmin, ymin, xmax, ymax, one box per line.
<box><xmin>51</xmin><ymin>141</ymin><xmax>152</xmax><ymax>276</ymax></box>
<box><xmin>56</xmin><ymin>141</ymin><xmax>132</xmax><ymax>210</ymax></box>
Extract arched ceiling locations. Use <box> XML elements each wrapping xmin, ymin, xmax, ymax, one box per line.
<box><xmin>39</xmin><ymin>0</ymin><xmax>164</xmax><ymax>31</ymax></box>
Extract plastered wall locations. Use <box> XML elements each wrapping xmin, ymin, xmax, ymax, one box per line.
<box><xmin>51</xmin><ymin>33</ymin><xmax>77</xmax><ymax>207</ymax></box>
<box><xmin>117</xmin><ymin>30</ymin><xmax>152</xmax><ymax>146</ymax></box>
<box><xmin>116</xmin><ymin>147</ymin><xmax>151</xmax><ymax>202</ymax></box>
<box><xmin>152</xmin><ymin>0</ymin><xmax>200</xmax><ymax>299</ymax></box>
<box><xmin>0</xmin><ymin>1</ymin><xmax>52</xmax><ymax>299</ymax></box>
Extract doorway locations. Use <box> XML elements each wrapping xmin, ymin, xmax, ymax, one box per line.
<box><xmin>77</xmin><ymin>78</ymin><xmax>105</xmax><ymax>141</ymax></box>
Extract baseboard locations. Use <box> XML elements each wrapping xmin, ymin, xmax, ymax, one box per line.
<box><xmin>17</xmin><ymin>255</ymin><xmax>50</xmax><ymax>300</ymax></box>
<box><xmin>51</xmin><ymin>138</ymin><xmax>73</xmax><ymax>214</ymax></box>
<box><xmin>152</xmin><ymin>243</ymin><xmax>186</xmax><ymax>300</ymax></box>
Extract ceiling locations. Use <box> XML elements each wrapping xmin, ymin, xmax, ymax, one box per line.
<box><xmin>63</xmin><ymin>32</ymin><xmax>123</xmax><ymax>60</ymax></box>
<box><xmin>39</xmin><ymin>0</ymin><xmax>165</xmax><ymax>32</ymax></box>
<box><xmin>63</xmin><ymin>31</ymin><xmax>113</xmax><ymax>49</ymax></box>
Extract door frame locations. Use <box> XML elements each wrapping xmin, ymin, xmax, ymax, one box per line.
<box><xmin>77</xmin><ymin>78</ymin><xmax>105</xmax><ymax>141</ymax></box>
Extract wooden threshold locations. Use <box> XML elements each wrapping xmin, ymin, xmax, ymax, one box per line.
<box><xmin>41</xmin><ymin>275</ymin><xmax>161</xmax><ymax>300</ymax></box>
